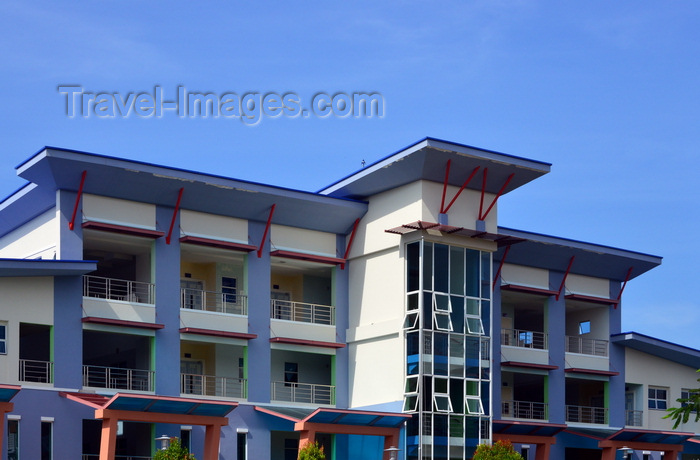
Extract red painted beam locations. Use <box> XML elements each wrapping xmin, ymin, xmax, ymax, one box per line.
<box><xmin>615</xmin><ymin>266</ymin><xmax>634</xmax><ymax>308</ymax></box>
<box><xmin>479</xmin><ymin>173</ymin><xmax>514</xmax><ymax>220</ymax></box>
<box><xmin>165</xmin><ymin>188</ymin><xmax>184</xmax><ymax>245</ymax></box>
<box><xmin>68</xmin><ymin>170</ymin><xmax>87</xmax><ymax>230</ymax></box>
<box><xmin>443</xmin><ymin>166</ymin><xmax>480</xmax><ymax>214</ymax></box>
<box><xmin>341</xmin><ymin>218</ymin><xmax>360</xmax><ymax>269</ymax></box>
<box><xmin>257</xmin><ymin>204</ymin><xmax>276</xmax><ymax>258</ymax></box>
<box><xmin>493</xmin><ymin>245</ymin><xmax>511</xmax><ymax>289</ymax></box>
<box><xmin>556</xmin><ymin>256</ymin><xmax>575</xmax><ymax>301</ymax></box>
<box><xmin>478</xmin><ymin>168</ymin><xmax>488</xmax><ymax>220</ymax></box>
<box><xmin>439</xmin><ymin>159</ymin><xmax>451</xmax><ymax>214</ymax></box>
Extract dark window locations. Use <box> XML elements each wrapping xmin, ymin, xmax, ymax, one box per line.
<box><xmin>237</xmin><ymin>432</ymin><xmax>247</xmax><ymax>460</ymax></box>
<box><xmin>41</xmin><ymin>421</ymin><xmax>52</xmax><ymax>460</ymax></box>
<box><xmin>284</xmin><ymin>362</ymin><xmax>298</xmax><ymax>385</ymax></box>
<box><xmin>406</xmin><ymin>242</ymin><xmax>420</xmax><ymax>292</ymax></box>
<box><xmin>8</xmin><ymin>419</ymin><xmax>19</xmax><ymax>460</ymax></box>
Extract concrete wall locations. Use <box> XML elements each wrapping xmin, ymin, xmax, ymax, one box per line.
<box><xmin>83</xmin><ymin>194</ymin><xmax>156</xmax><ymax>229</ymax></box>
<box><xmin>501</xmin><ymin>264</ymin><xmax>550</xmax><ymax>289</ymax></box>
<box><xmin>180</xmin><ymin>209</ymin><xmax>248</xmax><ymax>243</ymax></box>
<box><xmin>0</xmin><ymin>209</ymin><xmax>56</xmax><ymax>259</ymax></box>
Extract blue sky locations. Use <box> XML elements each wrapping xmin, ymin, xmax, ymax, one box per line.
<box><xmin>1</xmin><ymin>1</ymin><xmax>698</xmax><ymax>348</ymax></box>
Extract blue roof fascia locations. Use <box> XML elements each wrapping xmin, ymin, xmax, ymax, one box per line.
<box><xmin>319</xmin><ymin>136</ymin><xmax>552</xmax><ymax>195</ymax></box>
<box><xmin>0</xmin><ymin>258</ymin><xmax>97</xmax><ymax>277</ymax></box>
<box><xmin>611</xmin><ymin>331</ymin><xmax>700</xmax><ymax>369</ymax></box>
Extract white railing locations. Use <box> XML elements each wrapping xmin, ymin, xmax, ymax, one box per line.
<box><xmin>625</xmin><ymin>409</ymin><xmax>643</xmax><ymax>427</ymax></box>
<box><xmin>84</xmin><ymin>275</ymin><xmax>155</xmax><ymax>304</ymax></box>
<box><xmin>180</xmin><ymin>288</ymin><xmax>247</xmax><ymax>315</ymax></box>
<box><xmin>83</xmin><ymin>365</ymin><xmax>154</xmax><ymax>391</ymax></box>
<box><xmin>502</xmin><ymin>400</ymin><xmax>548</xmax><ymax>420</ymax></box>
<box><xmin>566</xmin><ymin>336</ymin><xmax>608</xmax><ymax>357</ymax></box>
<box><xmin>271</xmin><ymin>381</ymin><xmax>335</xmax><ymax>405</ymax></box>
<box><xmin>270</xmin><ymin>299</ymin><xmax>335</xmax><ymax>325</ymax></box>
<box><xmin>501</xmin><ymin>328</ymin><xmax>548</xmax><ymax>350</ymax></box>
<box><xmin>19</xmin><ymin>359</ymin><xmax>53</xmax><ymax>383</ymax></box>
<box><xmin>181</xmin><ymin>373</ymin><xmax>247</xmax><ymax>399</ymax></box>
<box><xmin>566</xmin><ymin>405</ymin><xmax>608</xmax><ymax>424</ymax></box>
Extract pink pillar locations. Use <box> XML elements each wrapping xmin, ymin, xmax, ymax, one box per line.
<box><xmin>98</xmin><ymin>416</ymin><xmax>118</xmax><ymax>460</ymax></box>
<box><xmin>203</xmin><ymin>424</ymin><xmax>222</xmax><ymax>460</ymax></box>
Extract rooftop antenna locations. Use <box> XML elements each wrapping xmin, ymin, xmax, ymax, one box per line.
<box><xmin>361</xmin><ymin>159</ymin><xmax>366</xmax><ymax>168</ymax></box>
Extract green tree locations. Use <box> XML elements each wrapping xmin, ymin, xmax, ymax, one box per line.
<box><xmin>665</xmin><ymin>369</ymin><xmax>700</xmax><ymax>429</ymax></box>
<box><xmin>298</xmin><ymin>441</ymin><xmax>326</xmax><ymax>460</ymax></box>
<box><xmin>473</xmin><ymin>440</ymin><xmax>524</xmax><ymax>460</ymax></box>
<box><xmin>153</xmin><ymin>438</ymin><xmax>197</xmax><ymax>460</ymax></box>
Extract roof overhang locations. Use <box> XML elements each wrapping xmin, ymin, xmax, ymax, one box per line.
<box><xmin>12</xmin><ymin>147</ymin><xmax>367</xmax><ymax>235</ymax></box>
<box><xmin>493</xmin><ymin>420</ymin><xmax>567</xmax><ymax>437</ymax></box>
<box><xmin>496</xmin><ymin>227</ymin><xmax>662</xmax><ymax>281</ymax></box>
<box><xmin>0</xmin><ymin>258</ymin><xmax>97</xmax><ymax>277</ymax></box>
<box><xmin>320</xmin><ymin>137</ymin><xmax>551</xmax><ymax>200</ymax></box>
<box><xmin>0</xmin><ymin>384</ymin><xmax>21</xmax><ymax>403</ymax></box>
<box><xmin>611</xmin><ymin>332</ymin><xmax>700</xmax><ymax>368</ymax></box>
<box><xmin>254</xmin><ymin>406</ymin><xmax>410</xmax><ymax>428</ymax></box>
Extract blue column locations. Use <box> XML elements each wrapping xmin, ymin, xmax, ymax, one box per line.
<box><xmin>548</xmin><ymin>271</ymin><xmax>567</xmax><ymax>460</ymax></box>
<box><xmin>56</xmin><ymin>190</ymin><xmax>84</xmax><ymax>260</ymax></box>
<box><xmin>491</xmin><ymin>278</ymin><xmax>502</xmax><ymax>421</ymax></box>
<box><xmin>53</xmin><ymin>275</ymin><xmax>84</xmax><ymax>389</ymax></box>
<box><xmin>153</xmin><ymin>205</ymin><xmax>181</xmax><ymax>397</ymax></box>
<box><xmin>334</xmin><ymin>234</ymin><xmax>349</xmax><ymax>409</ymax></box>
<box><xmin>608</xmin><ymin>280</ymin><xmax>625</xmax><ymax>427</ymax></box>
<box><xmin>247</xmin><ymin>220</ymin><xmax>271</xmax><ymax>403</ymax></box>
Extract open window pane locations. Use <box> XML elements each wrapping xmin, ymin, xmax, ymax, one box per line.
<box><xmin>403</xmin><ymin>313</ymin><xmax>419</xmax><ymax>330</ymax></box>
<box><xmin>434</xmin><ymin>312</ymin><xmax>452</xmax><ymax>331</ymax></box>
<box><xmin>434</xmin><ymin>395</ymin><xmax>453</xmax><ymax>412</ymax></box>
<box><xmin>465</xmin><ymin>398</ymin><xmax>484</xmax><ymax>415</ymax></box>
<box><xmin>404</xmin><ymin>395</ymin><xmax>419</xmax><ymax>412</ymax></box>
<box><xmin>434</xmin><ymin>293</ymin><xmax>450</xmax><ymax>312</ymax></box>
<box><xmin>405</xmin><ymin>376</ymin><xmax>419</xmax><ymax>393</ymax></box>
<box><xmin>466</xmin><ymin>317</ymin><xmax>484</xmax><ymax>335</ymax></box>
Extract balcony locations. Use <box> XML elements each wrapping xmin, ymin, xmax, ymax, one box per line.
<box><xmin>181</xmin><ymin>373</ymin><xmax>246</xmax><ymax>399</ymax></box>
<box><xmin>84</xmin><ymin>275</ymin><xmax>155</xmax><ymax>305</ymax></box>
<box><xmin>181</xmin><ymin>288</ymin><xmax>247</xmax><ymax>315</ymax></box>
<box><xmin>501</xmin><ymin>328</ymin><xmax>547</xmax><ymax>350</ymax></box>
<box><xmin>19</xmin><ymin>359</ymin><xmax>53</xmax><ymax>383</ymax></box>
<box><xmin>625</xmin><ymin>409</ymin><xmax>643</xmax><ymax>427</ymax></box>
<box><xmin>566</xmin><ymin>405</ymin><xmax>608</xmax><ymax>424</ymax></box>
<box><xmin>566</xmin><ymin>336</ymin><xmax>608</xmax><ymax>357</ymax></box>
<box><xmin>83</xmin><ymin>365</ymin><xmax>154</xmax><ymax>392</ymax></box>
<box><xmin>270</xmin><ymin>299</ymin><xmax>335</xmax><ymax>325</ymax></box>
<box><xmin>502</xmin><ymin>400</ymin><xmax>548</xmax><ymax>420</ymax></box>
<box><xmin>270</xmin><ymin>381</ymin><xmax>335</xmax><ymax>405</ymax></box>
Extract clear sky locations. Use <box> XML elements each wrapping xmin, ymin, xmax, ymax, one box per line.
<box><xmin>1</xmin><ymin>1</ymin><xmax>698</xmax><ymax>349</ymax></box>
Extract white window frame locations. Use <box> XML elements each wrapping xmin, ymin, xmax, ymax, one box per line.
<box><xmin>465</xmin><ymin>397</ymin><xmax>485</xmax><ymax>415</ymax></box>
<box><xmin>433</xmin><ymin>394</ymin><xmax>453</xmax><ymax>413</ymax></box>
<box><xmin>0</xmin><ymin>322</ymin><xmax>7</xmax><ymax>354</ymax></box>
<box><xmin>579</xmin><ymin>320</ymin><xmax>591</xmax><ymax>335</ymax></box>
<box><xmin>648</xmin><ymin>386</ymin><xmax>668</xmax><ymax>410</ymax></box>
<box><xmin>403</xmin><ymin>312</ymin><xmax>419</xmax><ymax>330</ymax></box>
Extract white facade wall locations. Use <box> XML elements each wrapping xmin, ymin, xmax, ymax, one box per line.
<box><xmin>180</xmin><ymin>210</ymin><xmax>248</xmax><ymax>244</ymax></box>
<box><xmin>419</xmin><ymin>181</ymin><xmax>498</xmax><ymax>233</ymax></box>
<box><xmin>82</xmin><ymin>194</ymin><xmax>156</xmax><ymax>229</ymax></box>
<box><xmin>270</xmin><ymin>224</ymin><xmax>336</xmax><ymax>256</ymax></box>
<box><xmin>0</xmin><ymin>209</ymin><xmax>57</xmax><ymax>259</ymax></box>
<box><xmin>0</xmin><ymin>277</ymin><xmax>54</xmax><ymax>384</ymax></box>
<box><xmin>625</xmin><ymin>348</ymin><xmax>700</xmax><ymax>433</ymax></box>
<box><xmin>501</xmin><ymin>264</ymin><xmax>550</xmax><ymax>289</ymax></box>
<box><xmin>566</xmin><ymin>273</ymin><xmax>610</xmax><ymax>298</ymax></box>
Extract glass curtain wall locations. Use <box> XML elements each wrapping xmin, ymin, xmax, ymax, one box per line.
<box><xmin>404</xmin><ymin>240</ymin><xmax>492</xmax><ymax>460</ymax></box>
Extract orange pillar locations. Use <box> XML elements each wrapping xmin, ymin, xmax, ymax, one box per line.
<box><xmin>98</xmin><ymin>416</ymin><xmax>118</xmax><ymax>460</ymax></box>
<box><xmin>663</xmin><ymin>450</ymin><xmax>678</xmax><ymax>460</ymax></box>
<box><xmin>298</xmin><ymin>428</ymin><xmax>317</xmax><ymax>451</ymax></box>
<box><xmin>203</xmin><ymin>424</ymin><xmax>222</xmax><ymax>460</ymax></box>
<box><xmin>534</xmin><ymin>442</ymin><xmax>550</xmax><ymax>460</ymax></box>
<box><xmin>383</xmin><ymin>433</ymin><xmax>400</xmax><ymax>460</ymax></box>
<box><xmin>0</xmin><ymin>402</ymin><xmax>13</xmax><ymax>456</ymax></box>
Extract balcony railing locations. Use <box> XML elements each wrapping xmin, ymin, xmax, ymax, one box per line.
<box><xmin>502</xmin><ymin>400</ymin><xmax>548</xmax><ymax>420</ymax></box>
<box><xmin>501</xmin><ymin>328</ymin><xmax>548</xmax><ymax>350</ymax></box>
<box><xmin>83</xmin><ymin>456</ymin><xmax>152</xmax><ymax>460</ymax></box>
<box><xmin>566</xmin><ymin>336</ymin><xmax>608</xmax><ymax>357</ymax></box>
<box><xmin>625</xmin><ymin>409</ymin><xmax>643</xmax><ymax>427</ymax></box>
<box><xmin>181</xmin><ymin>373</ymin><xmax>247</xmax><ymax>399</ymax></box>
<box><xmin>84</xmin><ymin>275</ymin><xmax>155</xmax><ymax>305</ymax></box>
<box><xmin>83</xmin><ymin>365</ymin><xmax>154</xmax><ymax>392</ymax></box>
<box><xmin>271</xmin><ymin>381</ymin><xmax>335</xmax><ymax>405</ymax></box>
<box><xmin>270</xmin><ymin>299</ymin><xmax>335</xmax><ymax>325</ymax></box>
<box><xmin>181</xmin><ymin>288</ymin><xmax>248</xmax><ymax>315</ymax></box>
<box><xmin>19</xmin><ymin>359</ymin><xmax>53</xmax><ymax>383</ymax></box>
<box><xmin>566</xmin><ymin>405</ymin><xmax>608</xmax><ymax>424</ymax></box>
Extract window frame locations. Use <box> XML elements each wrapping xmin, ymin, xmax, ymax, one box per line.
<box><xmin>0</xmin><ymin>323</ymin><xmax>7</xmax><ymax>354</ymax></box>
<box><xmin>648</xmin><ymin>386</ymin><xmax>668</xmax><ymax>410</ymax></box>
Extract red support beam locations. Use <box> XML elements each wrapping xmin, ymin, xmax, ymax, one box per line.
<box><xmin>615</xmin><ymin>266</ymin><xmax>634</xmax><ymax>308</ymax></box>
<box><xmin>68</xmin><ymin>170</ymin><xmax>87</xmax><ymax>230</ymax></box>
<box><xmin>443</xmin><ymin>166</ymin><xmax>480</xmax><ymax>214</ymax></box>
<box><xmin>257</xmin><ymin>204</ymin><xmax>276</xmax><ymax>258</ymax></box>
<box><xmin>340</xmin><ymin>218</ymin><xmax>360</xmax><ymax>269</ymax></box>
<box><xmin>478</xmin><ymin>168</ymin><xmax>488</xmax><ymax>220</ymax></box>
<box><xmin>165</xmin><ymin>188</ymin><xmax>184</xmax><ymax>245</ymax></box>
<box><xmin>556</xmin><ymin>256</ymin><xmax>575</xmax><ymax>301</ymax></box>
<box><xmin>439</xmin><ymin>159</ymin><xmax>451</xmax><ymax>214</ymax></box>
<box><xmin>493</xmin><ymin>245</ymin><xmax>511</xmax><ymax>289</ymax></box>
<box><xmin>479</xmin><ymin>173</ymin><xmax>514</xmax><ymax>220</ymax></box>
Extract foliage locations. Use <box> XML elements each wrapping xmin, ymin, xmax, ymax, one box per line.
<box><xmin>472</xmin><ymin>440</ymin><xmax>524</xmax><ymax>460</ymax></box>
<box><xmin>665</xmin><ymin>369</ymin><xmax>700</xmax><ymax>429</ymax></box>
<box><xmin>153</xmin><ymin>438</ymin><xmax>197</xmax><ymax>460</ymax></box>
<box><xmin>298</xmin><ymin>441</ymin><xmax>326</xmax><ymax>460</ymax></box>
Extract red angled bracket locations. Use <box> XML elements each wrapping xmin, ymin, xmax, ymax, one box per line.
<box><xmin>492</xmin><ymin>245</ymin><xmax>511</xmax><ymax>289</ymax></box>
<box><xmin>478</xmin><ymin>169</ymin><xmax>514</xmax><ymax>221</ymax></box>
<box><xmin>340</xmin><ymin>218</ymin><xmax>360</xmax><ymax>269</ymax></box>
<box><xmin>556</xmin><ymin>256</ymin><xmax>575</xmax><ymax>301</ymax></box>
<box><xmin>257</xmin><ymin>204</ymin><xmax>276</xmax><ymax>258</ymax></box>
<box><xmin>614</xmin><ymin>266</ymin><xmax>634</xmax><ymax>308</ymax></box>
<box><xmin>165</xmin><ymin>188</ymin><xmax>184</xmax><ymax>245</ymax></box>
<box><xmin>68</xmin><ymin>170</ymin><xmax>87</xmax><ymax>230</ymax></box>
<box><xmin>439</xmin><ymin>160</ymin><xmax>480</xmax><ymax>214</ymax></box>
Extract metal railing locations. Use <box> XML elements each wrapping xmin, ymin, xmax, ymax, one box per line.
<box><xmin>181</xmin><ymin>288</ymin><xmax>248</xmax><ymax>315</ymax></box>
<box><xmin>481</xmin><ymin>337</ymin><xmax>491</xmax><ymax>360</ymax></box>
<box><xmin>180</xmin><ymin>373</ymin><xmax>247</xmax><ymax>399</ymax></box>
<box><xmin>83</xmin><ymin>365</ymin><xmax>154</xmax><ymax>391</ymax></box>
<box><xmin>19</xmin><ymin>359</ymin><xmax>53</xmax><ymax>383</ymax></box>
<box><xmin>625</xmin><ymin>409</ymin><xmax>643</xmax><ymax>427</ymax></box>
<box><xmin>501</xmin><ymin>328</ymin><xmax>548</xmax><ymax>350</ymax></box>
<box><xmin>502</xmin><ymin>400</ymin><xmax>548</xmax><ymax>420</ymax></box>
<box><xmin>271</xmin><ymin>381</ymin><xmax>335</xmax><ymax>405</ymax></box>
<box><xmin>84</xmin><ymin>275</ymin><xmax>155</xmax><ymax>305</ymax></box>
<box><xmin>270</xmin><ymin>299</ymin><xmax>335</xmax><ymax>325</ymax></box>
<box><xmin>566</xmin><ymin>405</ymin><xmax>608</xmax><ymax>424</ymax></box>
<box><xmin>566</xmin><ymin>336</ymin><xmax>608</xmax><ymax>357</ymax></box>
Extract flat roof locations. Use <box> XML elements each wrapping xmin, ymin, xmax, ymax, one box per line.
<box><xmin>319</xmin><ymin>137</ymin><xmax>551</xmax><ymax>200</ymax></box>
<box><xmin>611</xmin><ymin>331</ymin><xmax>700</xmax><ymax>368</ymax></box>
<box><xmin>0</xmin><ymin>258</ymin><xmax>97</xmax><ymax>277</ymax></box>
